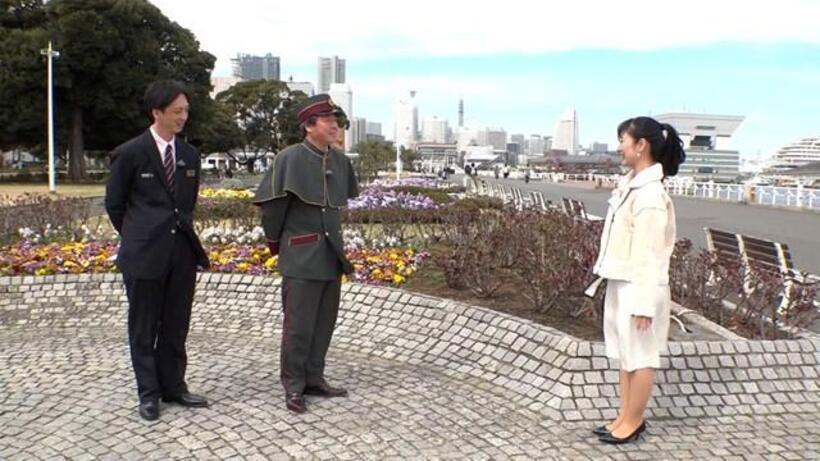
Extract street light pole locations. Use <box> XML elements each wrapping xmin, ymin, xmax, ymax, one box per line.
<box><xmin>40</xmin><ymin>41</ymin><xmax>60</xmax><ymax>194</ymax></box>
<box><xmin>396</xmin><ymin>140</ymin><xmax>401</xmax><ymax>181</ymax></box>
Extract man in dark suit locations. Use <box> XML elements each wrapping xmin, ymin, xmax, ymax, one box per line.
<box><xmin>253</xmin><ymin>94</ymin><xmax>359</xmax><ymax>414</ymax></box>
<box><xmin>105</xmin><ymin>80</ymin><xmax>210</xmax><ymax>421</ymax></box>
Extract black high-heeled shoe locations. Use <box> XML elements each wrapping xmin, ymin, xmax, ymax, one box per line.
<box><xmin>598</xmin><ymin>421</ymin><xmax>646</xmax><ymax>444</ymax></box>
<box><xmin>591</xmin><ymin>425</ymin><xmax>611</xmax><ymax>436</ymax></box>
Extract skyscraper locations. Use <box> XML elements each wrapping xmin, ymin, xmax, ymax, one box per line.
<box><xmin>328</xmin><ymin>83</ymin><xmax>353</xmax><ymax>151</ymax></box>
<box><xmin>458</xmin><ymin>98</ymin><xmax>464</xmax><ymax>127</ymax></box>
<box><xmin>231</xmin><ymin>53</ymin><xmax>280</xmax><ymax>81</ymax></box>
<box><xmin>553</xmin><ymin>109</ymin><xmax>579</xmax><ymax>155</ymax></box>
<box><xmin>511</xmin><ymin>134</ymin><xmax>526</xmax><ymax>154</ymax></box>
<box><xmin>318</xmin><ymin>56</ymin><xmax>346</xmax><ymax>93</ymax></box>
<box><xmin>394</xmin><ymin>91</ymin><xmax>419</xmax><ymax>149</ymax></box>
<box><xmin>350</xmin><ymin>117</ymin><xmax>368</xmax><ymax>150</ymax></box>
<box><xmin>477</xmin><ymin>128</ymin><xmax>507</xmax><ymax>151</ymax></box>
<box><xmin>422</xmin><ymin>117</ymin><xmax>450</xmax><ymax>143</ymax></box>
<box><xmin>366</xmin><ymin>122</ymin><xmax>382</xmax><ymax>137</ymax></box>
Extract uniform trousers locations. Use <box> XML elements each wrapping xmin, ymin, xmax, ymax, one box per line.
<box><xmin>280</xmin><ymin>276</ymin><xmax>342</xmax><ymax>393</ymax></box>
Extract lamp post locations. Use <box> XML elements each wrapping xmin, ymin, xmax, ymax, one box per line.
<box><xmin>40</xmin><ymin>41</ymin><xmax>60</xmax><ymax>194</ymax></box>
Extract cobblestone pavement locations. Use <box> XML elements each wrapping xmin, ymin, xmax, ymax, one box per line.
<box><xmin>2</xmin><ymin>327</ymin><xmax>818</xmax><ymax>460</ymax></box>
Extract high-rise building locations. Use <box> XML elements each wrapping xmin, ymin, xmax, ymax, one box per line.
<box><xmin>589</xmin><ymin>142</ymin><xmax>609</xmax><ymax>154</ymax></box>
<box><xmin>528</xmin><ymin>135</ymin><xmax>545</xmax><ymax>156</ymax></box>
<box><xmin>366</xmin><ymin>122</ymin><xmax>382</xmax><ymax>137</ymax></box>
<box><xmin>318</xmin><ymin>56</ymin><xmax>346</xmax><ymax>93</ymax></box>
<box><xmin>553</xmin><ymin>109</ymin><xmax>579</xmax><ymax>155</ymax></box>
<box><xmin>477</xmin><ymin>128</ymin><xmax>507</xmax><ymax>151</ymax></box>
<box><xmin>394</xmin><ymin>91</ymin><xmax>419</xmax><ymax>149</ymax></box>
<box><xmin>422</xmin><ymin>116</ymin><xmax>450</xmax><ymax>143</ymax></box>
<box><xmin>328</xmin><ymin>83</ymin><xmax>353</xmax><ymax>151</ymax></box>
<box><xmin>350</xmin><ymin>117</ymin><xmax>368</xmax><ymax>149</ymax></box>
<box><xmin>231</xmin><ymin>53</ymin><xmax>280</xmax><ymax>81</ymax></box>
<box><xmin>458</xmin><ymin>99</ymin><xmax>464</xmax><ymax>127</ymax></box>
<box><xmin>511</xmin><ymin>134</ymin><xmax>526</xmax><ymax>153</ymax></box>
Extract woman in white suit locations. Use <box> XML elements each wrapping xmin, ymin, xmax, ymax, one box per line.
<box><xmin>589</xmin><ymin>116</ymin><xmax>686</xmax><ymax>444</ymax></box>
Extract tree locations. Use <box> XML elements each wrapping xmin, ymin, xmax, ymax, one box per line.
<box><xmin>187</xmin><ymin>99</ymin><xmax>241</xmax><ymax>156</ymax></box>
<box><xmin>0</xmin><ymin>0</ymin><xmax>216</xmax><ymax>180</ymax></box>
<box><xmin>216</xmin><ymin>80</ymin><xmax>307</xmax><ymax>172</ymax></box>
<box><xmin>400</xmin><ymin>146</ymin><xmax>419</xmax><ymax>172</ymax></box>
<box><xmin>0</xmin><ymin>1</ymin><xmax>50</xmax><ymax>152</ymax></box>
<box><xmin>354</xmin><ymin>140</ymin><xmax>395</xmax><ymax>182</ymax></box>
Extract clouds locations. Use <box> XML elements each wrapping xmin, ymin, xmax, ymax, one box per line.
<box><xmin>150</xmin><ymin>0</ymin><xmax>820</xmax><ymax>72</ymax></box>
<box><xmin>146</xmin><ymin>0</ymin><xmax>820</xmax><ymax>157</ymax></box>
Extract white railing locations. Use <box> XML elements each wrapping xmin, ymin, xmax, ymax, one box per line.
<box><xmin>664</xmin><ymin>181</ymin><xmax>745</xmax><ymax>202</ymax></box>
<box><xmin>663</xmin><ymin>181</ymin><xmax>820</xmax><ymax>210</ymax></box>
<box><xmin>755</xmin><ymin>186</ymin><xmax>820</xmax><ymax>210</ymax></box>
<box><xmin>475</xmin><ymin>171</ymin><xmax>820</xmax><ymax>211</ymax></box>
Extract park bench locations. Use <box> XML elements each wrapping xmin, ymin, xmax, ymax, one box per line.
<box><xmin>561</xmin><ymin>197</ymin><xmax>588</xmax><ymax>220</ymax></box>
<box><xmin>529</xmin><ymin>191</ymin><xmax>552</xmax><ymax>212</ymax></box>
<box><xmin>509</xmin><ymin>186</ymin><xmax>526</xmax><ymax>210</ymax></box>
<box><xmin>704</xmin><ymin>227</ymin><xmax>819</xmax><ymax>313</ymax></box>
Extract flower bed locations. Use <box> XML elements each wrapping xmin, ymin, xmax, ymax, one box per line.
<box><xmin>199</xmin><ymin>188</ymin><xmax>254</xmax><ymax>200</ymax></box>
<box><xmin>0</xmin><ymin>239</ymin><xmax>427</xmax><ymax>287</ymax></box>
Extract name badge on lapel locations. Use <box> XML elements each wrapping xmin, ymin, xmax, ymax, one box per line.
<box><xmin>140</xmin><ymin>172</ymin><xmax>155</xmax><ymax>179</ymax></box>
<box><xmin>186</xmin><ymin>169</ymin><xmax>196</xmax><ymax>178</ymax></box>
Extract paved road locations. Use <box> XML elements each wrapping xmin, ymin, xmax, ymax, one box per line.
<box><xmin>471</xmin><ymin>177</ymin><xmax>820</xmax><ymax>274</ymax></box>
<box><xmin>2</xmin><ymin>326</ymin><xmax>818</xmax><ymax>460</ymax></box>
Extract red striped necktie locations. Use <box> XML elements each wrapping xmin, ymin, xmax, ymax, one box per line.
<box><xmin>163</xmin><ymin>144</ymin><xmax>175</xmax><ymax>193</ymax></box>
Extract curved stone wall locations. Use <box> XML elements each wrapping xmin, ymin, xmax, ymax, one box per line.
<box><xmin>1</xmin><ymin>273</ymin><xmax>817</xmax><ymax>422</ymax></box>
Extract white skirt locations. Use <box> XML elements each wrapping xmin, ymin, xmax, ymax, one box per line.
<box><xmin>603</xmin><ymin>279</ymin><xmax>671</xmax><ymax>371</ymax></box>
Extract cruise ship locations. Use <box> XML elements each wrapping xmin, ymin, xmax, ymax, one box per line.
<box><xmin>766</xmin><ymin>136</ymin><xmax>820</xmax><ymax>173</ymax></box>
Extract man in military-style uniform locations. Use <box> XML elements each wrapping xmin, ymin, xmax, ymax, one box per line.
<box><xmin>253</xmin><ymin>94</ymin><xmax>359</xmax><ymax>414</ymax></box>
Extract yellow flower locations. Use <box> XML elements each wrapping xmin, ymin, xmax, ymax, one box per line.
<box><xmin>264</xmin><ymin>257</ymin><xmax>277</xmax><ymax>269</ymax></box>
<box><xmin>392</xmin><ymin>274</ymin><xmax>405</xmax><ymax>284</ymax></box>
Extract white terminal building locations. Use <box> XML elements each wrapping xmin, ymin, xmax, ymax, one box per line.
<box><xmin>655</xmin><ymin>112</ymin><xmax>744</xmax><ymax>181</ymax></box>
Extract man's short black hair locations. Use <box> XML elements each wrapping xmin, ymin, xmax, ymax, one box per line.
<box><xmin>143</xmin><ymin>80</ymin><xmax>189</xmax><ymax>122</ymax></box>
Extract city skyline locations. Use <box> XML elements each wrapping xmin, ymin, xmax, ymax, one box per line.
<box><xmin>149</xmin><ymin>0</ymin><xmax>820</xmax><ymax>159</ymax></box>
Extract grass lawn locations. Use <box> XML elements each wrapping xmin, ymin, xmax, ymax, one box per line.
<box><xmin>0</xmin><ymin>183</ymin><xmax>105</xmax><ymax>198</ymax></box>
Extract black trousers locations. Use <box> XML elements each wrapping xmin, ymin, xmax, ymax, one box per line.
<box><xmin>280</xmin><ymin>276</ymin><xmax>342</xmax><ymax>393</ymax></box>
<box><xmin>123</xmin><ymin>232</ymin><xmax>196</xmax><ymax>402</ymax></box>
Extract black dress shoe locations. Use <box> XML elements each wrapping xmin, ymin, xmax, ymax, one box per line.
<box><xmin>599</xmin><ymin>422</ymin><xmax>646</xmax><ymax>445</ymax></box>
<box><xmin>286</xmin><ymin>392</ymin><xmax>307</xmax><ymax>413</ymax></box>
<box><xmin>139</xmin><ymin>399</ymin><xmax>159</xmax><ymax>421</ymax></box>
<box><xmin>304</xmin><ymin>381</ymin><xmax>348</xmax><ymax>397</ymax></box>
<box><xmin>162</xmin><ymin>392</ymin><xmax>209</xmax><ymax>408</ymax></box>
<box><xmin>591</xmin><ymin>425</ymin><xmax>611</xmax><ymax>437</ymax></box>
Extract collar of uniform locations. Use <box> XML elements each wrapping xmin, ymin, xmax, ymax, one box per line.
<box><xmin>627</xmin><ymin>162</ymin><xmax>663</xmax><ymax>189</ymax></box>
<box><xmin>302</xmin><ymin>140</ymin><xmax>330</xmax><ymax>158</ymax></box>
<box><xmin>149</xmin><ymin>126</ymin><xmax>175</xmax><ymax>156</ymax></box>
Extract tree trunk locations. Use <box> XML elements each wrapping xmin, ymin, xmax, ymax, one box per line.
<box><xmin>68</xmin><ymin>105</ymin><xmax>86</xmax><ymax>181</ymax></box>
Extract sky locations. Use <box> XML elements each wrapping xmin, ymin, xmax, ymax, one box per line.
<box><xmin>149</xmin><ymin>0</ymin><xmax>820</xmax><ymax>159</ymax></box>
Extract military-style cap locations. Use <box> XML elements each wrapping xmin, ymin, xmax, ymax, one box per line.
<box><xmin>297</xmin><ymin>94</ymin><xmax>347</xmax><ymax>125</ymax></box>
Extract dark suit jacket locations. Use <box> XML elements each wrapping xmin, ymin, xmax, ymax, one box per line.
<box><xmin>105</xmin><ymin>129</ymin><xmax>209</xmax><ymax>279</ymax></box>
